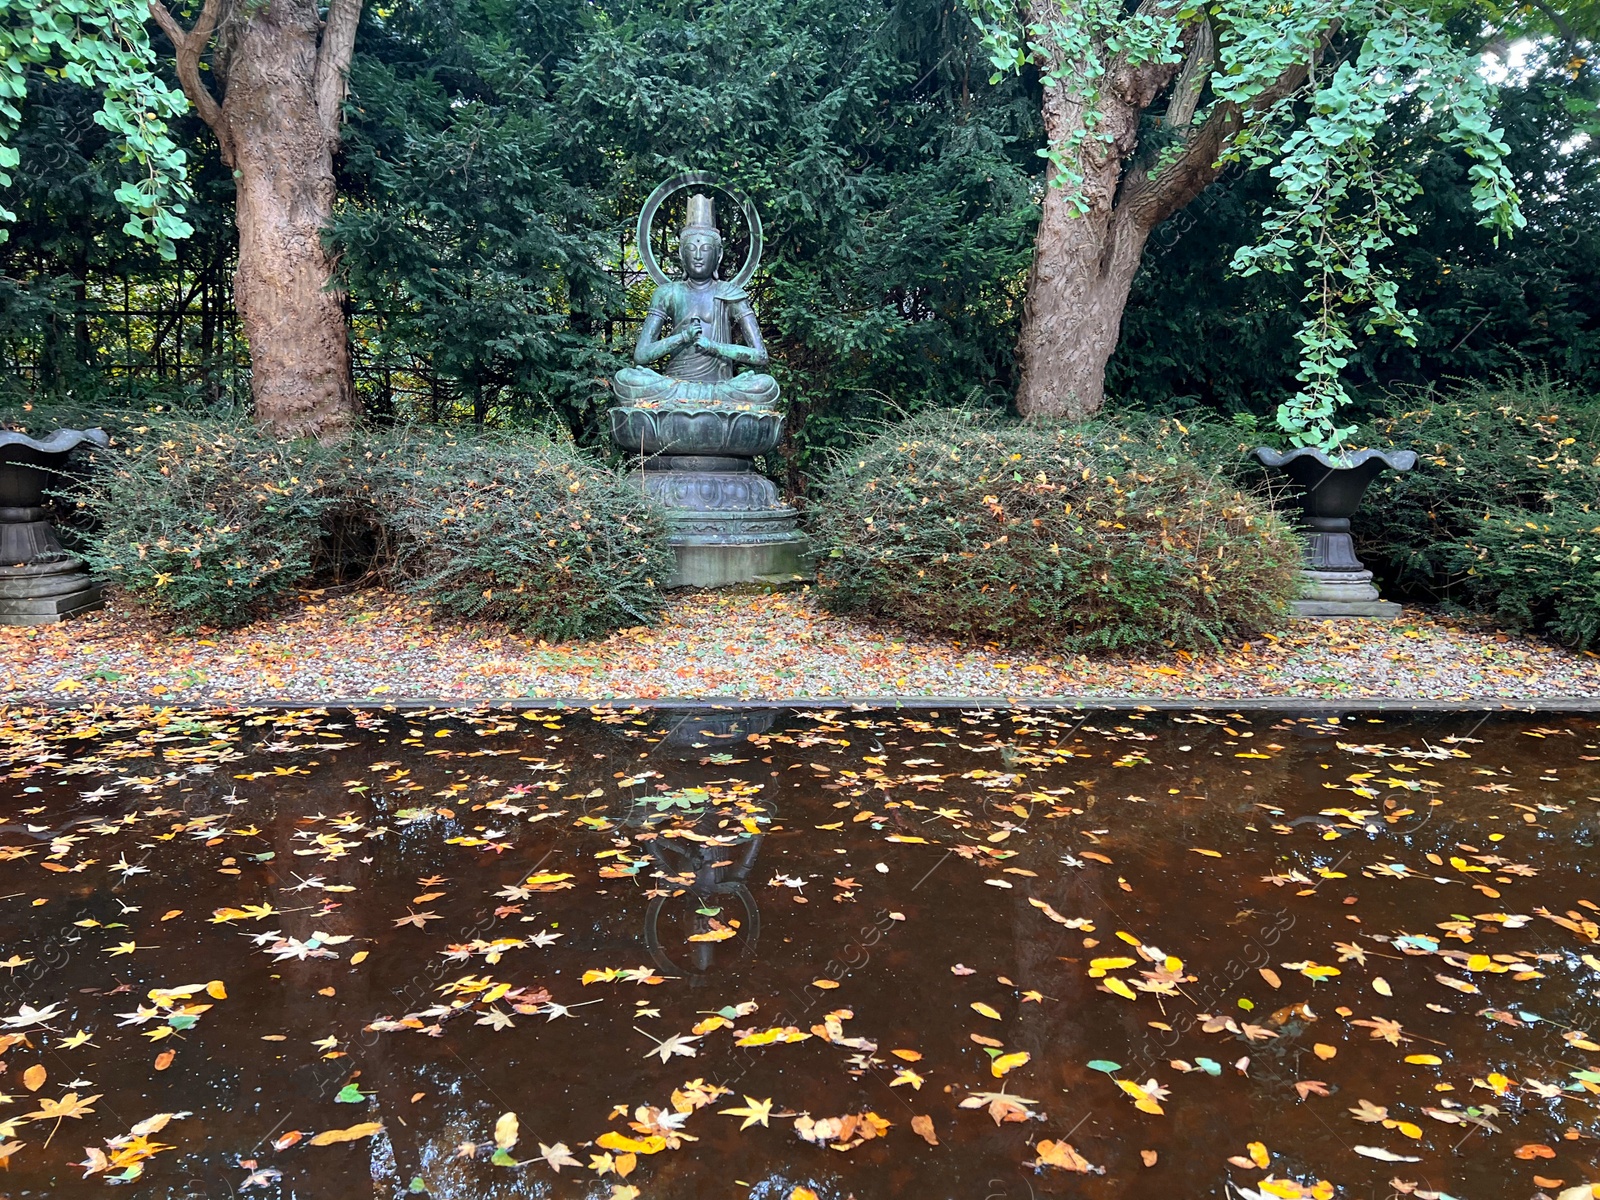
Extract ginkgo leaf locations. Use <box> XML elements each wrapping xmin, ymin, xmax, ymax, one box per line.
<box><xmin>734</xmin><ymin>1026</ymin><xmax>810</xmax><ymax>1046</ymax></box>
<box><xmin>1117</xmin><ymin>1079</ymin><xmax>1164</xmax><ymax>1114</ymax></box>
<box><xmin>595</xmin><ymin>1132</ymin><xmax>667</xmax><ymax>1155</ymax></box>
<box><xmin>21</xmin><ymin>1064</ymin><xmax>45</xmax><ymax>1091</ymax></box>
<box><xmin>1102</xmin><ymin>977</ymin><xmax>1137</xmax><ymax>1001</ymax></box>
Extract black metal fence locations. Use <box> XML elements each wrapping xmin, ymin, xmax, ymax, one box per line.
<box><xmin>1</xmin><ymin>252</ymin><xmax>656</xmax><ymax>427</ymax></box>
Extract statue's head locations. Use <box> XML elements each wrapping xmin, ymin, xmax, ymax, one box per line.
<box><xmin>678</xmin><ymin>193</ymin><xmax>723</xmax><ymax>282</ymax></box>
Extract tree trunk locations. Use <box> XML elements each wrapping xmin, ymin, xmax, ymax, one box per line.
<box><xmin>1012</xmin><ymin>5</ymin><xmax>1322</xmax><ymax>420</ymax></box>
<box><xmin>1013</xmin><ymin>7</ymin><xmax>1160</xmax><ymax>421</ymax></box>
<box><xmin>1013</xmin><ymin>83</ymin><xmax>1154</xmax><ymax>419</ymax></box>
<box><xmin>226</xmin><ymin>2</ymin><xmax>354</xmax><ymax>438</ymax></box>
<box><xmin>150</xmin><ymin>0</ymin><xmax>363</xmax><ymax>440</ymax></box>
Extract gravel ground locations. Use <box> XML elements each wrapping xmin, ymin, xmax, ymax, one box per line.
<box><xmin>2</xmin><ymin>587</ymin><xmax>1598</xmax><ymax>705</ymax></box>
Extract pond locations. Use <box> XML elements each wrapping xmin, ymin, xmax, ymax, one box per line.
<box><xmin>0</xmin><ymin>703</ymin><xmax>1596</xmax><ymax>1200</ymax></box>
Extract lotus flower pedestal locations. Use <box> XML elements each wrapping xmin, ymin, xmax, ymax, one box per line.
<box><xmin>610</xmin><ymin>405</ymin><xmax>811</xmax><ymax>588</ymax></box>
<box><xmin>0</xmin><ymin>428</ymin><xmax>109</xmax><ymax>625</ymax></box>
<box><xmin>1253</xmin><ymin>446</ymin><xmax>1416</xmax><ymax>620</ymax></box>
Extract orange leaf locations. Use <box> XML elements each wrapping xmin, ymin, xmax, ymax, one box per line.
<box><xmin>1034</xmin><ymin>1140</ymin><xmax>1096</xmax><ymax>1172</ymax></box>
<box><xmin>911</xmin><ymin>1114</ymin><xmax>938</xmax><ymax>1146</ymax></box>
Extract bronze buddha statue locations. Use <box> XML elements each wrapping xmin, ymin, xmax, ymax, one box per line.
<box><xmin>611</xmin><ymin>193</ymin><xmax>780</xmax><ymax>409</ymax></box>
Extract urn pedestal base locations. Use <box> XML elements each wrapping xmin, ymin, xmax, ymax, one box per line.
<box><xmin>0</xmin><ymin>558</ymin><xmax>104</xmax><ymax>625</ymax></box>
<box><xmin>638</xmin><ymin>490</ymin><xmax>813</xmax><ymax>588</ymax></box>
<box><xmin>1290</xmin><ymin>569</ymin><xmax>1402</xmax><ymax>620</ymax></box>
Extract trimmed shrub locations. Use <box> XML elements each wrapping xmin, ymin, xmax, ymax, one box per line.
<box><xmin>1353</xmin><ymin>378</ymin><xmax>1600</xmax><ymax>647</ymax></box>
<box><xmin>360</xmin><ymin>432</ymin><xmax>675</xmax><ymax>640</ymax></box>
<box><xmin>1455</xmin><ymin>503</ymin><xmax>1600</xmax><ymax>650</ymax></box>
<box><xmin>1359</xmin><ymin>378</ymin><xmax>1600</xmax><ymax>599</ymax></box>
<box><xmin>75</xmin><ymin>418</ymin><xmax>337</xmax><ymax>630</ymax></box>
<box><xmin>8</xmin><ymin>404</ymin><xmax>675</xmax><ymax>639</ymax></box>
<box><xmin>810</xmin><ymin>410</ymin><xmax>1302</xmax><ymax>652</ymax></box>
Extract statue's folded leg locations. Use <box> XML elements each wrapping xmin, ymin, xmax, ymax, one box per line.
<box><xmin>726</xmin><ymin>371</ymin><xmax>780</xmax><ymax>407</ymax></box>
<box><xmin>612</xmin><ymin>366</ymin><xmax>675</xmax><ymax>404</ymax></box>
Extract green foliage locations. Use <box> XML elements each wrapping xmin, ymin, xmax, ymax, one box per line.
<box><xmin>970</xmin><ymin>0</ymin><xmax>1523</xmax><ymax>451</ymax></box>
<box><xmin>73</xmin><ymin>416</ymin><xmax>337</xmax><ymax>629</ymax></box>
<box><xmin>2</xmin><ymin>0</ymin><xmax>1593</xmax><ymax>472</ymax></box>
<box><xmin>331</xmin><ymin>1</ymin><xmax>619</xmax><ymax>432</ymax></box>
<box><xmin>1458</xmin><ymin>503</ymin><xmax>1600</xmax><ymax>650</ymax></box>
<box><xmin>1231</xmin><ymin>9</ymin><xmax>1523</xmax><ymax>451</ymax></box>
<box><xmin>1357</xmin><ymin>378</ymin><xmax>1600</xmax><ymax>644</ymax></box>
<box><xmin>810</xmin><ymin>409</ymin><xmax>1302</xmax><ymax>652</ymax></box>
<box><xmin>362</xmin><ymin>431</ymin><xmax>675</xmax><ymax>640</ymax></box>
<box><xmin>0</xmin><ymin>0</ymin><xmax>193</xmax><ymax>256</ymax></box>
<box><xmin>0</xmin><ymin>57</ymin><xmax>241</xmax><ymax>405</ymax></box>
<box><xmin>332</xmin><ymin>0</ymin><xmax>1039</xmax><ymax>468</ymax></box>
<box><xmin>1110</xmin><ymin>52</ymin><xmax>1600</xmax><ymax>415</ymax></box>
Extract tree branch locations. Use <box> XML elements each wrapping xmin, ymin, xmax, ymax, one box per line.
<box><xmin>313</xmin><ymin>0</ymin><xmax>364</xmax><ymax>144</ymax></box>
<box><xmin>1165</xmin><ymin>19</ymin><xmax>1213</xmax><ymax>129</ymax></box>
<box><xmin>1119</xmin><ymin>22</ymin><xmax>1338</xmax><ymax>231</ymax></box>
<box><xmin>148</xmin><ymin>0</ymin><xmax>227</xmax><ymax>156</ymax></box>
<box><xmin>1522</xmin><ymin>0</ymin><xmax>1579</xmax><ymax>56</ymax></box>
<box><xmin>1108</xmin><ymin>0</ymin><xmax>1201</xmax><ymax>109</ymax></box>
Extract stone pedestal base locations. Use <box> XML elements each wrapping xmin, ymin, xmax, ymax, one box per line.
<box><xmin>1289</xmin><ymin>569</ymin><xmax>1402</xmax><ymax>620</ymax></box>
<box><xmin>0</xmin><ymin>557</ymin><xmax>104</xmax><ymax>625</ymax></box>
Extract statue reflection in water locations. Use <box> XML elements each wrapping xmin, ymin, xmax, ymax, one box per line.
<box><xmin>622</xmin><ymin>708</ymin><xmax>778</xmax><ymax>985</ymax></box>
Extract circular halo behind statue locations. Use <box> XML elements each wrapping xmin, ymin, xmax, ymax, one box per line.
<box><xmin>637</xmin><ymin>171</ymin><xmax>763</xmax><ymax>288</ymax></box>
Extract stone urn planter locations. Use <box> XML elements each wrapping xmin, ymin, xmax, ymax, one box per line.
<box><xmin>1253</xmin><ymin>445</ymin><xmax>1417</xmax><ymax>619</ymax></box>
<box><xmin>0</xmin><ymin>427</ymin><xmax>110</xmax><ymax>625</ymax></box>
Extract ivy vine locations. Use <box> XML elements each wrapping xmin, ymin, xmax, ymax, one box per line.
<box><xmin>1</xmin><ymin>0</ymin><xmax>194</xmax><ymax>258</ymax></box>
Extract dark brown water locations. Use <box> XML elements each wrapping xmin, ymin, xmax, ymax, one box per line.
<box><xmin>0</xmin><ymin>704</ymin><xmax>1596</xmax><ymax>1200</ymax></box>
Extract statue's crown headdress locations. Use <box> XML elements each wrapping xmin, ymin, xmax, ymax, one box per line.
<box><xmin>682</xmin><ymin>193</ymin><xmax>719</xmax><ymax>236</ymax></box>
